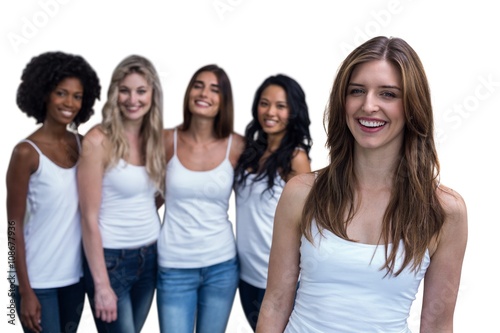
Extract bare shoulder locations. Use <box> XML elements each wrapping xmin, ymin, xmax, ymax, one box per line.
<box><xmin>281</xmin><ymin>172</ymin><xmax>315</xmax><ymax>203</ymax></box>
<box><xmin>163</xmin><ymin>128</ymin><xmax>176</xmax><ymax>161</ymax></box>
<box><xmin>82</xmin><ymin>124</ymin><xmax>107</xmax><ymax>145</ymax></box>
<box><xmin>9</xmin><ymin>141</ymin><xmax>39</xmax><ymax>172</ymax></box>
<box><xmin>288</xmin><ymin>149</ymin><xmax>312</xmax><ymax>180</ymax></box>
<box><xmin>229</xmin><ymin>131</ymin><xmax>245</xmax><ymax>166</ymax></box>
<box><xmin>231</xmin><ymin>131</ymin><xmax>246</xmax><ymax>152</ymax></box>
<box><xmin>436</xmin><ymin>184</ymin><xmax>467</xmax><ymax>222</ymax></box>
<box><xmin>80</xmin><ymin>125</ymin><xmax>109</xmax><ymax>159</ymax></box>
<box><xmin>429</xmin><ymin>184</ymin><xmax>468</xmax><ymax>256</ymax></box>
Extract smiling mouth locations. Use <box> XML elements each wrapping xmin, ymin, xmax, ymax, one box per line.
<box><xmin>359</xmin><ymin>119</ymin><xmax>386</xmax><ymax>128</ymax></box>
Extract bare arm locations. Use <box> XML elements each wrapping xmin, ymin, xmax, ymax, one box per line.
<box><xmin>256</xmin><ymin>173</ymin><xmax>314</xmax><ymax>333</ymax></box>
<box><xmin>285</xmin><ymin>149</ymin><xmax>311</xmax><ymax>182</ymax></box>
<box><xmin>77</xmin><ymin>126</ymin><xmax>117</xmax><ymax>323</ymax></box>
<box><xmin>6</xmin><ymin>143</ymin><xmax>42</xmax><ymax>333</ymax></box>
<box><xmin>420</xmin><ymin>187</ymin><xmax>468</xmax><ymax>333</ymax></box>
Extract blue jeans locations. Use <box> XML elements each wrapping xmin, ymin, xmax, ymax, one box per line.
<box><xmin>156</xmin><ymin>256</ymin><xmax>239</xmax><ymax>333</ymax></box>
<box><xmin>238</xmin><ymin>279</ymin><xmax>266</xmax><ymax>332</ymax></box>
<box><xmin>15</xmin><ymin>279</ymin><xmax>85</xmax><ymax>333</ymax></box>
<box><xmin>84</xmin><ymin>242</ymin><xmax>157</xmax><ymax>333</ymax></box>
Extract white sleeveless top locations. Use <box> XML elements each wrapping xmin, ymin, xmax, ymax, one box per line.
<box><xmin>99</xmin><ymin>159</ymin><xmax>160</xmax><ymax>249</ymax></box>
<box><xmin>235</xmin><ymin>172</ymin><xmax>285</xmax><ymax>288</ymax></box>
<box><xmin>16</xmin><ymin>138</ymin><xmax>82</xmax><ymax>288</ymax></box>
<box><xmin>285</xmin><ymin>222</ymin><xmax>430</xmax><ymax>333</ymax></box>
<box><xmin>158</xmin><ymin>129</ymin><xmax>236</xmax><ymax>268</ymax></box>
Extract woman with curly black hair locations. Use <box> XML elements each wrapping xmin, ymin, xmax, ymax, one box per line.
<box><xmin>6</xmin><ymin>51</ymin><xmax>100</xmax><ymax>333</ymax></box>
<box><xmin>234</xmin><ymin>74</ymin><xmax>312</xmax><ymax>331</ymax></box>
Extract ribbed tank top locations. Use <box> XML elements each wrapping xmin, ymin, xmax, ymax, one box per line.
<box><xmin>285</xmin><ymin>221</ymin><xmax>429</xmax><ymax>333</ymax></box>
<box><xmin>158</xmin><ymin>129</ymin><xmax>236</xmax><ymax>268</ymax></box>
<box><xmin>235</xmin><ymin>172</ymin><xmax>285</xmax><ymax>288</ymax></box>
<box><xmin>99</xmin><ymin>159</ymin><xmax>160</xmax><ymax>249</ymax></box>
<box><xmin>16</xmin><ymin>137</ymin><xmax>82</xmax><ymax>288</ymax></box>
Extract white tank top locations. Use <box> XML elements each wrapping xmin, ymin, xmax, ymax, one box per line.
<box><xmin>16</xmin><ymin>138</ymin><xmax>82</xmax><ymax>288</ymax></box>
<box><xmin>158</xmin><ymin>129</ymin><xmax>236</xmax><ymax>268</ymax></box>
<box><xmin>285</xmin><ymin>221</ymin><xmax>430</xmax><ymax>333</ymax></box>
<box><xmin>235</xmin><ymin>172</ymin><xmax>285</xmax><ymax>288</ymax></box>
<box><xmin>99</xmin><ymin>159</ymin><xmax>160</xmax><ymax>249</ymax></box>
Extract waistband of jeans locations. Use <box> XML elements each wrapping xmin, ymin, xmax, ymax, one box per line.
<box><xmin>103</xmin><ymin>241</ymin><xmax>157</xmax><ymax>256</ymax></box>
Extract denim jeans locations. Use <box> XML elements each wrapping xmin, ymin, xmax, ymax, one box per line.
<box><xmin>84</xmin><ymin>242</ymin><xmax>157</xmax><ymax>333</ymax></box>
<box><xmin>238</xmin><ymin>279</ymin><xmax>266</xmax><ymax>332</ymax></box>
<box><xmin>15</xmin><ymin>279</ymin><xmax>85</xmax><ymax>333</ymax></box>
<box><xmin>156</xmin><ymin>256</ymin><xmax>239</xmax><ymax>333</ymax></box>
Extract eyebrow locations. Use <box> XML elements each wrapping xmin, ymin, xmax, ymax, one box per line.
<box><xmin>348</xmin><ymin>82</ymin><xmax>401</xmax><ymax>90</ymax></box>
<box><xmin>194</xmin><ymin>80</ymin><xmax>219</xmax><ymax>88</ymax></box>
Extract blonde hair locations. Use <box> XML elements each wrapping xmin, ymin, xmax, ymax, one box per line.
<box><xmin>101</xmin><ymin>55</ymin><xmax>165</xmax><ymax>193</ymax></box>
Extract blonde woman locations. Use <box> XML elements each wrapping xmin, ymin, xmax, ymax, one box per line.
<box><xmin>78</xmin><ymin>55</ymin><xmax>165</xmax><ymax>333</ymax></box>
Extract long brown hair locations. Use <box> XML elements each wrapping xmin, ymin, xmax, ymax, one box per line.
<box><xmin>302</xmin><ymin>36</ymin><xmax>445</xmax><ymax>275</ymax></box>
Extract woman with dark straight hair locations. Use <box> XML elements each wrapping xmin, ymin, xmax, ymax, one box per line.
<box><xmin>156</xmin><ymin>64</ymin><xmax>245</xmax><ymax>333</ymax></box>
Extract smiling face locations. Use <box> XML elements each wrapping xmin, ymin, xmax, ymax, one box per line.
<box><xmin>188</xmin><ymin>71</ymin><xmax>220</xmax><ymax>119</ymax></box>
<box><xmin>118</xmin><ymin>72</ymin><xmax>153</xmax><ymax>123</ymax></box>
<box><xmin>345</xmin><ymin>59</ymin><xmax>405</xmax><ymax>153</ymax></box>
<box><xmin>257</xmin><ymin>84</ymin><xmax>289</xmax><ymax>139</ymax></box>
<box><xmin>45</xmin><ymin>77</ymin><xmax>83</xmax><ymax>125</ymax></box>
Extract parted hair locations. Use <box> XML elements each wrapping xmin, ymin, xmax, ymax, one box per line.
<box><xmin>302</xmin><ymin>36</ymin><xmax>445</xmax><ymax>275</ymax></box>
<box><xmin>101</xmin><ymin>55</ymin><xmax>165</xmax><ymax>193</ymax></box>
<box><xmin>16</xmin><ymin>51</ymin><xmax>101</xmax><ymax>128</ymax></box>
<box><xmin>180</xmin><ymin>64</ymin><xmax>234</xmax><ymax>138</ymax></box>
<box><xmin>235</xmin><ymin>74</ymin><xmax>312</xmax><ymax>194</ymax></box>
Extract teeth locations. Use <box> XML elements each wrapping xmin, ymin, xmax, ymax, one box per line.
<box><xmin>359</xmin><ymin>119</ymin><xmax>386</xmax><ymax>128</ymax></box>
<box><xmin>196</xmin><ymin>100</ymin><xmax>210</xmax><ymax>107</ymax></box>
<box><xmin>61</xmin><ymin>111</ymin><xmax>73</xmax><ymax>117</ymax></box>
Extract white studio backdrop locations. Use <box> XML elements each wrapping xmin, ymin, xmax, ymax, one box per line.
<box><xmin>1</xmin><ymin>1</ymin><xmax>498</xmax><ymax>332</ymax></box>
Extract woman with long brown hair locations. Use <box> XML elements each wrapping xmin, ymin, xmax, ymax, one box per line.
<box><xmin>257</xmin><ymin>36</ymin><xmax>467</xmax><ymax>333</ymax></box>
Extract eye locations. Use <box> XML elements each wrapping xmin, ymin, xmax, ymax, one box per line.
<box><xmin>211</xmin><ymin>87</ymin><xmax>220</xmax><ymax>94</ymax></box>
<box><xmin>137</xmin><ymin>89</ymin><xmax>147</xmax><ymax>95</ymax></box>
<box><xmin>259</xmin><ymin>100</ymin><xmax>269</xmax><ymax>107</ymax></box>
<box><xmin>348</xmin><ymin>88</ymin><xmax>364</xmax><ymax>95</ymax></box>
<box><xmin>74</xmin><ymin>94</ymin><xmax>83</xmax><ymax>101</ymax></box>
<box><xmin>193</xmin><ymin>83</ymin><xmax>203</xmax><ymax>89</ymax></box>
<box><xmin>381</xmin><ymin>91</ymin><xmax>397</xmax><ymax>98</ymax></box>
<box><xmin>277</xmin><ymin>103</ymin><xmax>287</xmax><ymax>110</ymax></box>
<box><xmin>55</xmin><ymin>90</ymin><xmax>66</xmax><ymax>97</ymax></box>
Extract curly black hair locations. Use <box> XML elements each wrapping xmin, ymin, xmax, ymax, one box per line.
<box><xmin>16</xmin><ymin>51</ymin><xmax>101</xmax><ymax>127</ymax></box>
<box><xmin>235</xmin><ymin>74</ymin><xmax>312</xmax><ymax>195</ymax></box>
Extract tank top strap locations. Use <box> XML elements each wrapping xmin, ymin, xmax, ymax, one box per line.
<box><xmin>173</xmin><ymin>128</ymin><xmax>178</xmax><ymax>156</ymax></box>
<box><xmin>225</xmin><ymin>134</ymin><xmax>233</xmax><ymax>160</ymax></box>
<box><xmin>20</xmin><ymin>139</ymin><xmax>42</xmax><ymax>156</ymax></box>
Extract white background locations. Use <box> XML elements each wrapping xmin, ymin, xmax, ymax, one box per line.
<box><xmin>1</xmin><ymin>0</ymin><xmax>499</xmax><ymax>332</ymax></box>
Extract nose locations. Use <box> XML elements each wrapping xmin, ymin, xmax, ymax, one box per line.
<box><xmin>361</xmin><ymin>92</ymin><xmax>380</xmax><ymax>113</ymax></box>
<box><xmin>266</xmin><ymin>104</ymin><xmax>277</xmax><ymax>116</ymax></box>
<box><xmin>128</xmin><ymin>91</ymin><xmax>138</xmax><ymax>104</ymax></box>
<box><xmin>63</xmin><ymin>95</ymin><xmax>76</xmax><ymax>108</ymax></box>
